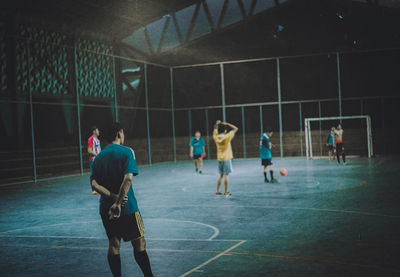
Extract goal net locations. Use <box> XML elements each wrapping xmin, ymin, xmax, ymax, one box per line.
<box><xmin>304</xmin><ymin>115</ymin><xmax>373</xmax><ymax>159</ymax></box>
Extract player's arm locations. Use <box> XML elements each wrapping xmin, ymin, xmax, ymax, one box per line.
<box><xmin>222</xmin><ymin>122</ymin><xmax>238</xmax><ymax>134</ymax></box>
<box><xmin>213</xmin><ymin>120</ymin><xmax>221</xmax><ymax>140</ymax></box>
<box><xmin>109</xmin><ymin>173</ymin><xmax>133</xmax><ymax>219</ymax></box>
<box><xmin>91</xmin><ymin>178</ymin><xmax>127</xmax><ymax>204</ymax></box>
<box><xmin>88</xmin><ymin>147</ymin><xmax>97</xmax><ymax>156</ymax></box>
<box><xmin>202</xmin><ymin>146</ymin><xmax>206</xmax><ymax>157</ymax></box>
<box><xmin>87</xmin><ymin>139</ymin><xmax>97</xmax><ymax>156</ymax></box>
<box><xmin>189</xmin><ymin>146</ymin><xmax>194</xmax><ymax>158</ymax></box>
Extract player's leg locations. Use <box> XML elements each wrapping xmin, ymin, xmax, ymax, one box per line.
<box><xmin>132</xmin><ymin>237</ymin><xmax>154</xmax><ymax>277</ymax></box>
<box><xmin>193</xmin><ymin>158</ymin><xmax>198</xmax><ymax>172</ymax></box>
<box><xmin>223</xmin><ymin>174</ymin><xmax>229</xmax><ymax>195</ymax></box>
<box><xmin>216</xmin><ymin>173</ymin><xmax>223</xmax><ymax>195</ymax></box>
<box><xmin>336</xmin><ymin>143</ymin><xmax>341</xmax><ymax>164</ymax></box>
<box><xmin>269</xmin><ymin>164</ymin><xmax>275</xmax><ymax>182</ymax></box>
<box><xmin>328</xmin><ymin>147</ymin><xmax>332</xmax><ymax>161</ymax></box>
<box><xmin>107</xmin><ymin>236</ymin><xmax>122</xmax><ymax>277</ymax></box>
<box><xmin>263</xmin><ymin>165</ymin><xmax>269</xmax><ymax>182</ymax></box>
<box><xmin>199</xmin><ymin>156</ymin><xmax>203</xmax><ymax>173</ymax></box>
<box><xmin>342</xmin><ymin>144</ymin><xmax>346</xmax><ymax>164</ymax></box>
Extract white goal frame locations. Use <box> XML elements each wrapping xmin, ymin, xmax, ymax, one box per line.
<box><xmin>304</xmin><ymin>115</ymin><xmax>373</xmax><ymax>160</ymax></box>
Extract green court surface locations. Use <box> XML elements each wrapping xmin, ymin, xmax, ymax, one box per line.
<box><xmin>0</xmin><ymin>157</ymin><xmax>399</xmax><ymax>276</ymax></box>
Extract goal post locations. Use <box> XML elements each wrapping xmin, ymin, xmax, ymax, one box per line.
<box><xmin>304</xmin><ymin>115</ymin><xmax>373</xmax><ymax>159</ymax></box>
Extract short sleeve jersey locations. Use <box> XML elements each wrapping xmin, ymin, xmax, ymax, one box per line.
<box><xmin>88</xmin><ymin>136</ymin><xmax>101</xmax><ymax>161</ymax></box>
<box><xmin>189</xmin><ymin>137</ymin><xmax>205</xmax><ymax>155</ymax></box>
<box><xmin>213</xmin><ymin>130</ymin><xmax>235</xmax><ymax>161</ymax></box>
<box><xmin>260</xmin><ymin>134</ymin><xmax>272</xmax><ymax>160</ymax></box>
<box><xmin>91</xmin><ymin>144</ymin><xmax>139</xmax><ymax>215</ymax></box>
<box><xmin>327</xmin><ymin>131</ymin><xmax>335</xmax><ymax>146</ymax></box>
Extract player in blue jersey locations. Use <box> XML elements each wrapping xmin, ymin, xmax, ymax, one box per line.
<box><xmin>260</xmin><ymin>128</ymin><xmax>276</xmax><ymax>183</ymax></box>
<box><xmin>326</xmin><ymin>127</ymin><xmax>336</xmax><ymax>161</ymax></box>
<box><xmin>189</xmin><ymin>131</ymin><xmax>206</xmax><ymax>174</ymax></box>
<box><xmin>90</xmin><ymin>123</ymin><xmax>153</xmax><ymax>277</ymax></box>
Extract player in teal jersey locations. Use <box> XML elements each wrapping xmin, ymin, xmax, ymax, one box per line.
<box><xmin>90</xmin><ymin>123</ymin><xmax>153</xmax><ymax>277</ymax></box>
<box><xmin>189</xmin><ymin>131</ymin><xmax>206</xmax><ymax>174</ymax></box>
<box><xmin>260</xmin><ymin>128</ymin><xmax>276</xmax><ymax>183</ymax></box>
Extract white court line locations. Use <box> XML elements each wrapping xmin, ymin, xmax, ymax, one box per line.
<box><xmin>0</xmin><ymin>234</ymin><xmax>240</xmax><ymax>242</ymax></box>
<box><xmin>0</xmin><ymin>220</ymin><xmax>101</xmax><ymax>234</ymax></box>
<box><xmin>151</xmin><ymin>219</ymin><xmax>219</xmax><ymax>240</ymax></box>
<box><xmin>140</xmin><ymin>205</ymin><xmax>400</xmax><ymax>219</ymax></box>
<box><xmin>179</xmin><ymin>240</ymin><xmax>247</xmax><ymax>277</ymax></box>
<box><xmin>0</xmin><ymin>218</ymin><xmax>220</xmax><ymax>240</ymax></box>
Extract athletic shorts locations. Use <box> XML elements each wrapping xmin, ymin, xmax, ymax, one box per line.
<box><xmin>193</xmin><ymin>154</ymin><xmax>202</xmax><ymax>160</ymax></box>
<box><xmin>328</xmin><ymin>145</ymin><xmax>334</xmax><ymax>151</ymax></box>
<box><xmin>101</xmin><ymin>211</ymin><xmax>145</xmax><ymax>242</ymax></box>
<box><xmin>218</xmin><ymin>160</ymin><xmax>232</xmax><ymax>175</ymax></box>
<box><xmin>261</xmin><ymin>159</ymin><xmax>272</xmax><ymax>166</ymax></box>
<box><xmin>336</xmin><ymin>143</ymin><xmax>344</xmax><ymax>151</ymax></box>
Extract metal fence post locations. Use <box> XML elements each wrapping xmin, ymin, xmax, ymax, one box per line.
<box><xmin>299</xmin><ymin>102</ymin><xmax>303</xmax><ymax>157</ymax></box>
<box><xmin>112</xmin><ymin>55</ymin><xmax>119</xmax><ymax>122</ymax></box>
<box><xmin>241</xmin><ymin>106</ymin><xmax>246</xmax><ymax>159</ymax></box>
<box><xmin>277</xmin><ymin>58</ymin><xmax>283</xmax><ymax>158</ymax></box>
<box><xmin>205</xmin><ymin>109</ymin><xmax>210</xmax><ymax>158</ymax></box>
<box><xmin>170</xmin><ymin>68</ymin><xmax>177</xmax><ymax>163</ymax></box>
<box><xmin>220</xmin><ymin>64</ymin><xmax>226</xmax><ymax>122</ymax></box>
<box><xmin>144</xmin><ymin>63</ymin><xmax>152</xmax><ymax>165</ymax></box>
<box><xmin>259</xmin><ymin>105</ymin><xmax>263</xmax><ymax>135</ymax></box>
<box><xmin>336</xmin><ymin>52</ymin><xmax>342</xmax><ymax>119</ymax></box>
<box><xmin>188</xmin><ymin>109</ymin><xmax>192</xmax><ymax>138</ymax></box>
<box><xmin>318</xmin><ymin>101</ymin><xmax>322</xmax><ymax>156</ymax></box>
<box><xmin>27</xmin><ymin>41</ymin><xmax>37</xmax><ymax>182</ymax></box>
<box><xmin>73</xmin><ymin>46</ymin><xmax>84</xmax><ymax>175</ymax></box>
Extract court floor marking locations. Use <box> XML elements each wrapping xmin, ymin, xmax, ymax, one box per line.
<box><xmin>0</xmin><ymin>234</ymin><xmax>240</xmax><ymax>242</ymax></box>
<box><xmin>140</xmin><ymin>205</ymin><xmax>400</xmax><ymax>219</ymax></box>
<box><xmin>179</xmin><ymin>240</ymin><xmax>247</xmax><ymax>277</ymax></box>
<box><xmin>0</xmin><ymin>218</ymin><xmax>220</xmax><ymax>240</ymax></box>
<box><xmin>1</xmin><ymin>241</ymin><xmax>398</xmax><ymax>274</ymax></box>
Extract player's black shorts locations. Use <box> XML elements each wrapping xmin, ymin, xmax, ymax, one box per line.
<box><xmin>328</xmin><ymin>145</ymin><xmax>333</xmax><ymax>150</ymax></box>
<box><xmin>101</xmin><ymin>211</ymin><xmax>145</xmax><ymax>242</ymax></box>
<box><xmin>336</xmin><ymin>143</ymin><xmax>344</xmax><ymax>151</ymax></box>
<box><xmin>261</xmin><ymin>159</ymin><xmax>272</xmax><ymax>166</ymax></box>
<box><xmin>193</xmin><ymin>154</ymin><xmax>202</xmax><ymax>160</ymax></box>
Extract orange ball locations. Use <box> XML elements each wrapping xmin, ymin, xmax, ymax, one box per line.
<box><xmin>280</xmin><ymin>168</ymin><xmax>287</xmax><ymax>176</ymax></box>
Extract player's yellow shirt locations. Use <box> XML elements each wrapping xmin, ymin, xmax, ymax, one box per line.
<box><xmin>213</xmin><ymin>130</ymin><xmax>235</xmax><ymax>161</ymax></box>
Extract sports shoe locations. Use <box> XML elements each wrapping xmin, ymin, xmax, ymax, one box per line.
<box><xmin>270</xmin><ymin>179</ymin><xmax>278</xmax><ymax>183</ymax></box>
<box><xmin>264</xmin><ymin>178</ymin><xmax>270</xmax><ymax>183</ymax></box>
<box><xmin>199</xmin><ymin>170</ymin><xmax>202</xmax><ymax>174</ymax></box>
<box><xmin>216</xmin><ymin>192</ymin><xmax>222</xmax><ymax>195</ymax></box>
<box><xmin>195</xmin><ymin>168</ymin><xmax>198</xmax><ymax>172</ymax></box>
<box><xmin>92</xmin><ymin>190</ymin><xmax>99</xmax><ymax>195</ymax></box>
<box><xmin>224</xmin><ymin>192</ymin><xmax>232</xmax><ymax>197</ymax></box>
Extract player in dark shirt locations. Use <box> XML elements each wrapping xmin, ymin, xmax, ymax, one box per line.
<box><xmin>91</xmin><ymin>122</ymin><xmax>153</xmax><ymax>277</ymax></box>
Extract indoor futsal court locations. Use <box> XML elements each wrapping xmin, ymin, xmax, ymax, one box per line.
<box><xmin>1</xmin><ymin>1</ymin><xmax>400</xmax><ymax>277</ymax></box>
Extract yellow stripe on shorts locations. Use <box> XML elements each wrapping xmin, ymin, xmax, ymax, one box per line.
<box><xmin>135</xmin><ymin>212</ymin><xmax>145</xmax><ymax>236</ymax></box>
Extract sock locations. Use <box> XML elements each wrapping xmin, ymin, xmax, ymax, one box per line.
<box><xmin>263</xmin><ymin>172</ymin><xmax>267</xmax><ymax>180</ymax></box>
<box><xmin>107</xmin><ymin>254</ymin><xmax>121</xmax><ymax>277</ymax></box>
<box><xmin>134</xmin><ymin>250</ymin><xmax>154</xmax><ymax>277</ymax></box>
<box><xmin>270</xmin><ymin>171</ymin><xmax>274</xmax><ymax>180</ymax></box>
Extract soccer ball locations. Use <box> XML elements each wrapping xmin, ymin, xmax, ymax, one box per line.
<box><xmin>280</xmin><ymin>168</ymin><xmax>287</xmax><ymax>176</ymax></box>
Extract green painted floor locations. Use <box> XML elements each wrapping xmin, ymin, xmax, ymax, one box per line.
<box><xmin>0</xmin><ymin>157</ymin><xmax>399</xmax><ymax>277</ymax></box>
